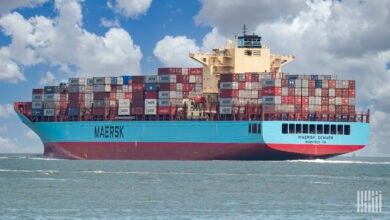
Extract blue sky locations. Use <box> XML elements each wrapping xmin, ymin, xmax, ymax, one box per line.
<box><xmin>0</xmin><ymin>0</ymin><xmax>389</xmax><ymax>156</ymax></box>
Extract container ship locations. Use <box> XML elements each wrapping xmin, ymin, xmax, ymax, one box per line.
<box><xmin>14</xmin><ymin>30</ymin><xmax>370</xmax><ymax>160</ymax></box>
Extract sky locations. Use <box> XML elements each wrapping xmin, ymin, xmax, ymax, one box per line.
<box><xmin>0</xmin><ymin>0</ymin><xmax>389</xmax><ymax>156</ymax></box>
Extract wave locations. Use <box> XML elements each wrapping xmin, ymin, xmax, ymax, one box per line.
<box><xmin>0</xmin><ymin>169</ymin><xmax>59</xmax><ymax>174</ymax></box>
<box><xmin>287</xmin><ymin>159</ymin><xmax>390</xmax><ymax>165</ymax></box>
<box><xmin>28</xmin><ymin>157</ymin><xmax>63</xmax><ymax>161</ymax></box>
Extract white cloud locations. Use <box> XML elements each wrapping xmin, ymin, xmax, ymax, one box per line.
<box><xmin>0</xmin><ymin>0</ymin><xmax>143</xmax><ymax>80</ymax></box>
<box><xmin>200</xmin><ymin>27</ymin><xmax>227</xmax><ymax>52</ymax></box>
<box><xmin>0</xmin><ymin>104</ymin><xmax>14</xmax><ymax>118</ymax></box>
<box><xmin>108</xmin><ymin>0</ymin><xmax>152</xmax><ymax>18</ymax></box>
<box><xmin>100</xmin><ymin>17</ymin><xmax>121</xmax><ymax>28</ymax></box>
<box><xmin>153</xmin><ymin>36</ymin><xmax>201</xmax><ymax>67</ymax></box>
<box><xmin>39</xmin><ymin>71</ymin><xmax>55</xmax><ymax>86</ymax></box>
<box><xmin>0</xmin><ymin>47</ymin><xmax>25</xmax><ymax>83</ymax></box>
<box><xmin>0</xmin><ymin>135</ymin><xmax>40</xmax><ymax>153</ymax></box>
<box><xmin>0</xmin><ymin>0</ymin><xmax>49</xmax><ymax>14</ymax></box>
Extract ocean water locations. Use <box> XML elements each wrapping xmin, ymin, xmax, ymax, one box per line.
<box><xmin>0</xmin><ymin>155</ymin><xmax>389</xmax><ymax>219</ymax></box>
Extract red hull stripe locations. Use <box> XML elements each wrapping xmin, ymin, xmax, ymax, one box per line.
<box><xmin>267</xmin><ymin>143</ymin><xmax>364</xmax><ymax>156</ymax></box>
<box><xmin>43</xmin><ymin>142</ymin><xmax>363</xmax><ymax>160</ymax></box>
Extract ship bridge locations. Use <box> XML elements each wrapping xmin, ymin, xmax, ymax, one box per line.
<box><xmin>190</xmin><ymin>30</ymin><xmax>295</xmax><ymax>95</ymax></box>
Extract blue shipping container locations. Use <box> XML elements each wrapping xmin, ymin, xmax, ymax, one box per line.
<box><xmin>121</xmin><ymin>76</ymin><xmax>133</xmax><ymax>85</ymax></box>
<box><xmin>315</xmin><ymin>80</ymin><xmax>322</xmax><ymax>88</ymax></box>
<box><xmin>288</xmin><ymin>79</ymin><xmax>295</xmax><ymax>88</ymax></box>
<box><xmin>32</xmin><ymin>109</ymin><xmax>42</xmax><ymax>117</ymax></box>
<box><xmin>145</xmin><ymin>83</ymin><xmax>158</xmax><ymax>91</ymax></box>
<box><xmin>68</xmin><ymin>108</ymin><xmax>80</xmax><ymax>116</ymax></box>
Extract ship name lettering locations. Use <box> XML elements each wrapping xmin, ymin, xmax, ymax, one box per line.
<box><xmin>94</xmin><ymin>126</ymin><xmax>124</xmax><ymax>138</ymax></box>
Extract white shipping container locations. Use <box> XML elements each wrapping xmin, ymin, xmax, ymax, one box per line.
<box><xmin>122</xmin><ymin>85</ymin><xmax>129</xmax><ymax>92</ymax></box>
<box><xmin>93</xmin><ymin>77</ymin><xmax>111</xmax><ymax>85</ymax></box>
<box><xmin>189</xmin><ymin>75</ymin><xmax>196</xmax><ymax>83</ymax></box>
<box><xmin>145</xmin><ymin>75</ymin><xmax>158</xmax><ymax>83</ymax></box>
<box><xmin>315</xmin><ymin>88</ymin><xmax>322</xmax><ymax>97</ymax></box>
<box><xmin>295</xmin><ymin>79</ymin><xmax>302</xmax><ymax>88</ymax></box>
<box><xmin>116</xmin><ymin>93</ymin><xmax>124</xmax><ymax>99</ymax></box>
<box><xmin>322</xmin><ymin>80</ymin><xmax>328</xmax><ymax>88</ymax></box>
<box><xmin>158</xmin><ymin>99</ymin><xmax>170</xmax><ymax>106</ymax></box>
<box><xmin>336</xmin><ymin>80</ymin><xmax>343</xmax><ymax>89</ymax></box>
<box><xmin>219</xmin><ymin>106</ymin><xmax>232</xmax><ymax>114</ymax></box>
<box><xmin>118</xmin><ymin>98</ymin><xmax>130</xmax><ymax>107</ymax></box>
<box><xmin>169</xmin><ymin>91</ymin><xmax>176</xmax><ymax>99</ymax></box>
<box><xmin>220</xmin><ymin>82</ymin><xmax>233</xmax><ymax>90</ymax></box>
<box><xmin>295</xmin><ymin>88</ymin><xmax>302</xmax><ymax>96</ymax></box>
<box><xmin>44</xmin><ymin>94</ymin><xmax>60</xmax><ymax>102</ymax></box>
<box><xmin>329</xmin><ymin>88</ymin><xmax>335</xmax><ymax>97</ymax></box>
<box><xmin>251</xmin><ymin>90</ymin><xmax>258</xmax><ymax>99</ymax></box>
<box><xmin>159</xmin><ymin>91</ymin><xmax>170</xmax><ymax>99</ymax></box>
<box><xmin>342</xmin><ymin>80</ymin><xmax>349</xmax><ymax>89</ymax></box>
<box><xmin>329</xmin><ymin>97</ymin><xmax>336</xmax><ymax>105</ymax></box>
<box><xmin>275</xmin><ymin>79</ymin><xmax>282</xmax><ymax>87</ymax></box>
<box><xmin>116</xmin><ymin>77</ymin><xmax>123</xmax><ymax>85</ymax></box>
<box><xmin>252</xmin><ymin>82</ymin><xmax>259</xmax><ymax>90</ymax></box>
<box><xmin>282</xmin><ymin>87</ymin><xmax>288</xmax><ymax>96</ymax></box>
<box><xmin>145</xmin><ymin>106</ymin><xmax>157</xmax><ymax>115</ymax></box>
<box><xmin>182</xmin><ymin>68</ymin><xmax>188</xmax><ymax>75</ymax></box>
<box><xmin>245</xmin><ymin>82</ymin><xmax>252</xmax><ymax>90</ymax></box>
<box><xmin>32</xmin><ymin>94</ymin><xmax>43</xmax><ymax>101</ymax></box>
<box><xmin>335</xmin><ymin>97</ymin><xmax>342</xmax><ymax>105</ymax></box>
<box><xmin>195</xmin><ymin>75</ymin><xmax>202</xmax><ymax>84</ymax></box>
<box><xmin>309</xmin><ymin>96</ymin><xmax>315</xmax><ymax>105</ymax></box>
<box><xmin>85</xmin><ymin>85</ymin><xmax>92</xmax><ymax>93</ymax></box>
<box><xmin>69</xmin><ymin>77</ymin><xmax>86</xmax><ymax>85</ymax></box>
<box><xmin>118</xmin><ymin>107</ymin><xmax>130</xmax><ymax>115</ymax></box>
<box><xmin>302</xmin><ymin>80</ymin><xmax>309</xmax><ymax>88</ymax></box>
<box><xmin>176</xmin><ymin>92</ymin><xmax>183</xmax><ymax>99</ymax></box>
<box><xmin>109</xmin><ymin>100</ymin><xmax>117</xmax><ymax>107</ymax></box>
<box><xmin>93</xmin><ymin>84</ymin><xmax>111</xmax><ymax>92</ymax></box>
<box><xmin>176</xmin><ymin>83</ymin><xmax>183</xmax><ymax>91</ymax></box>
<box><xmin>219</xmin><ymin>98</ymin><xmax>233</xmax><ymax>106</ymax></box>
<box><xmin>232</xmin><ymin>82</ymin><xmax>238</xmax><ymax>90</ymax></box>
<box><xmin>308</xmin><ymin>105</ymin><xmax>315</xmax><ymax>113</ymax></box>
<box><xmin>43</xmin><ymin>109</ymin><xmax>55</xmax><ymax>116</ymax></box>
<box><xmin>145</xmin><ymin>99</ymin><xmax>157</xmax><ymax>106</ymax></box>
<box><xmin>302</xmin><ymin>88</ymin><xmax>309</xmax><ymax>96</ymax></box>
<box><xmin>32</xmin><ymin>101</ymin><xmax>43</xmax><ymax>109</ymax></box>
<box><xmin>315</xmin><ymin>97</ymin><xmax>322</xmax><ymax>105</ymax></box>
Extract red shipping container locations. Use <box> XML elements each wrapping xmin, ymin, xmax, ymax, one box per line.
<box><xmin>270</xmin><ymin>72</ymin><xmax>276</xmax><ymax>79</ymax></box>
<box><xmin>94</xmin><ymin>92</ymin><xmax>109</xmax><ymax>100</ymax></box>
<box><xmin>288</xmin><ymin>96</ymin><xmax>294</xmax><ymax>105</ymax></box>
<box><xmin>251</xmin><ymin>74</ymin><xmax>259</xmax><ymax>82</ymax></box>
<box><xmin>124</xmin><ymin>92</ymin><xmax>132</xmax><ymax>99</ymax></box>
<box><xmin>322</xmin><ymin>88</ymin><xmax>329</xmax><ymax>96</ymax></box>
<box><xmin>220</xmin><ymin>90</ymin><xmax>239</xmax><ymax>98</ymax></box>
<box><xmin>348</xmin><ymin>80</ymin><xmax>355</xmax><ymax>89</ymax></box>
<box><xmin>335</xmin><ymin>105</ymin><xmax>343</xmax><ymax>114</ymax></box>
<box><xmin>32</xmin><ymin>89</ymin><xmax>44</xmax><ymax>94</ymax></box>
<box><xmin>322</xmin><ymin>97</ymin><xmax>329</xmax><ymax>105</ymax></box>
<box><xmin>288</xmin><ymin>88</ymin><xmax>295</xmax><ymax>96</ymax></box>
<box><xmin>302</xmin><ymin>96</ymin><xmax>309</xmax><ymax>105</ymax></box>
<box><xmin>131</xmin><ymin>107</ymin><xmax>144</xmax><ymax>115</ymax></box>
<box><xmin>132</xmin><ymin>99</ymin><xmax>144</xmax><ymax>107</ymax></box>
<box><xmin>262</xmin><ymin>88</ymin><xmax>274</xmax><ymax>96</ymax></box>
<box><xmin>308</xmin><ymin>88</ymin><xmax>315</xmax><ymax>96</ymax></box>
<box><xmin>158</xmin><ymin>106</ymin><xmax>171</xmax><ymax>115</ymax></box>
<box><xmin>68</xmin><ymin>101</ymin><xmax>85</xmax><ymax>108</ymax></box>
<box><xmin>60</xmin><ymin>101</ymin><xmax>67</xmax><ymax>109</ymax></box>
<box><xmin>342</xmin><ymin>97</ymin><xmax>349</xmax><ymax>105</ymax></box>
<box><xmin>132</xmin><ymin>92</ymin><xmax>144</xmax><ymax>100</ymax></box>
<box><xmin>93</xmin><ymin>108</ymin><xmax>106</xmax><ymax>116</ymax></box>
<box><xmin>282</xmin><ymin>80</ymin><xmax>288</xmax><ymax>87</ymax></box>
<box><xmin>176</xmin><ymin>75</ymin><xmax>183</xmax><ymax>83</ymax></box>
<box><xmin>282</xmin><ymin>96</ymin><xmax>288</xmax><ymax>104</ymax></box>
<box><xmin>132</xmin><ymin>83</ymin><xmax>145</xmax><ymax>92</ymax></box>
<box><xmin>132</xmin><ymin>76</ymin><xmax>145</xmax><ymax>83</ymax></box>
<box><xmin>159</xmin><ymin>83</ymin><xmax>176</xmax><ymax>91</ymax></box>
<box><xmin>182</xmin><ymin>83</ymin><xmax>189</xmax><ymax>92</ymax></box>
<box><xmin>349</xmin><ymin>105</ymin><xmax>355</xmax><ymax>114</ymax></box>
<box><xmin>257</xmin><ymin>89</ymin><xmax>262</xmax><ymax>98</ymax></box>
<box><xmin>321</xmin><ymin>105</ymin><xmax>328</xmax><ymax>114</ymax></box>
<box><xmin>182</xmin><ymin>75</ymin><xmax>189</xmax><ymax>83</ymax></box>
<box><xmin>188</xmin><ymin>68</ymin><xmax>202</xmax><ymax>75</ymax></box>
<box><xmin>294</xmin><ymin>97</ymin><xmax>302</xmax><ymax>104</ymax></box>
<box><xmin>342</xmin><ymin>89</ymin><xmax>349</xmax><ymax>97</ymax></box>
<box><xmin>294</xmin><ymin>105</ymin><xmax>302</xmax><ymax>113</ymax></box>
<box><xmin>308</xmin><ymin>80</ymin><xmax>315</xmax><ymax>88</ymax></box>
<box><xmin>220</xmin><ymin>73</ymin><xmax>238</xmax><ymax>82</ymax></box>
<box><xmin>328</xmin><ymin>80</ymin><xmax>336</xmax><ymax>88</ymax></box>
<box><xmin>348</xmin><ymin>89</ymin><xmax>356</xmax><ymax>97</ymax></box>
<box><xmin>335</xmin><ymin>89</ymin><xmax>343</xmax><ymax>97</ymax></box>
<box><xmin>68</xmin><ymin>93</ymin><xmax>85</xmax><ymax>101</ymax></box>
<box><xmin>238</xmin><ymin>82</ymin><xmax>246</xmax><ymax>90</ymax></box>
<box><xmin>275</xmin><ymin>87</ymin><xmax>282</xmax><ymax>96</ymax></box>
<box><xmin>245</xmin><ymin>73</ymin><xmax>252</xmax><ymax>82</ymax></box>
<box><xmin>302</xmin><ymin>105</ymin><xmax>309</xmax><ymax>113</ymax></box>
<box><xmin>342</xmin><ymin>105</ymin><xmax>349</xmax><ymax>114</ymax></box>
<box><xmin>145</xmin><ymin>91</ymin><xmax>158</xmax><ymax>99</ymax></box>
<box><xmin>182</xmin><ymin>91</ymin><xmax>189</xmax><ymax>98</ymax></box>
<box><xmin>110</xmin><ymin>92</ymin><xmax>116</xmax><ymax>99</ymax></box>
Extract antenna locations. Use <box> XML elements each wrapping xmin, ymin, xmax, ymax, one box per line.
<box><xmin>243</xmin><ymin>24</ymin><xmax>247</xmax><ymax>36</ymax></box>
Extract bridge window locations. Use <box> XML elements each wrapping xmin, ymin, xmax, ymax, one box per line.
<box><xmin>258</xmin><ymin>124</ymin><xmax>262</xmax><ymax>134</ymax></box>
<box><xmin>282</xmin><ymin>124</ymin><xmax>288</xmax><ymax>134</ymax></box>
<box><xmin>309</xmin><ymin>124</ymin><xmax>316</xmax><ymax>134</ymax></box>
<box><xmin>324</xmin><ymin>124</ymin><xmax>330</xmax><ymax>134</ymax></box>
<box><xmin>337</xmin><ymin>125</ymin><xmax>343</xmax><ymax>135</ymax></box>
<box><xmin>331</xmin><ymin>125</ymin><xmax>336</xmax><ymax>134</ymax></box>
<box><xmin>252</xmin><ymin>124</ymin><xmax>258</xmax><ymax>134</ymax></box>
<box><xmin>289</xmin><ymin>124</ymin><xmax>295</xmax><ymax>134</ymax></box>
<box><xmin>303</xmin><ymin>124</ymin><xmax>308</xmax><ymax>134</ymax></box>
<box><xmin>296</xmin><ymin>124</ymin><xmax>302</xmax><ymax>134</ymax></box>
<box><xmin>344</xmin><ymin>125</ymin><xmax>350</xmax><ymax>135</ymax></box>
<box><xmin>249</xmin><ymin>123</ymin><xmax>261</xmax><ymax>134</ymax></box>
<box><xmin>317</xmin><ymin>124</ymin><xmax>323</xmax><ymax>134</ymax></box>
